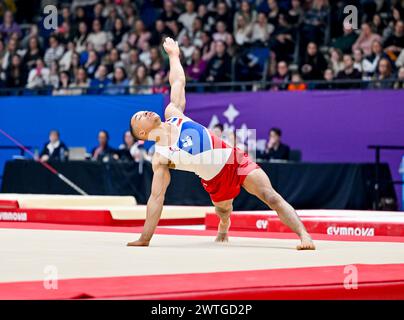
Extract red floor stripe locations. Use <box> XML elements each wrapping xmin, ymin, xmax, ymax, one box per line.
<box><xmin>1</xmin><ymin>221</ymin><xmax>404</xmax><ymax>243</ymax></box>
<box><xmin>1</xmin><ymin>264</ymin><xmax>403</xmax><ymax>300</ymax></box>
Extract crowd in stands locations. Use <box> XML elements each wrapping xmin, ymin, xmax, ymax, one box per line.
<box><xmin>0</xmin><ymin>0</ymin><xmax>403</xmax><ymax>95</ymax></box>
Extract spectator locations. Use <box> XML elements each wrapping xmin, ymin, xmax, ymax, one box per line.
<box><xmin>287</xmin><ymin>73</ymin><xmax>307</xmax><ymax>91</ymax></box>
<box><xmin>179</xmin><ymin>34</ymin><xmax>195</xmax><ymax>66</ymax></box>
<box><xmin>204</xmin><ymin>41</ymin><xmax>231</xmax><ymax>83</ymax></box>
<box><xmin>22</xmin><ymin>37</ymin><xmax>43</xmax><ymax>71</ymax></box>
<box><xmin>0</xmin><ymin>10</ymin><xmax>21</xmax><ymax>41</ymax></box>
<box><xmin>233</xmin><ymin>0</ymin><xmax>257</xmax><ymax>32</ymax></box>
<box><xmin>300</xmin><ymin>0</ymin><xmax>330</xmax><ymax>48</ymax></box>
<box><xmin>213</xmin><ymin>20</ymin><xmax>232</xmax><ymax>45</ymax></box>
<box><xmin>129</xmin><ymin>64</ymin><xmax>153</xmax><ymax>94</ymax></box>
<box><xmin>40</xmin><ymin>130</ymin><xmax>68</xmax><ymax>162</ymax></box>
<box><xmin>288</xmin><ymin>0</ymin><xmax>304</xmax><ymax>26</ymax></box>
<box><xmin>83</xmin><ymin>50</ymin><xmax>100</xmax><ymax>79</ymax></box>
<box><xmin>317</xmin><ymin>68</ymin><xmax>336</xmax><ymax>89</ymax></box>
<box><xmin>268</xmin><ymin>13</ymin><xmax>295</xmax><ymax>63</ymax></box>
<box><xmin>353</xmin><ymin>49</ymin><xmax>364</xmax><ymax>73</ymax></box>
<box><xmin>329</xmin><ymin>47</ymin><xmax>345</xmax><ymax>75</ymax></box>
<box><xmin>91</xmin><ymin>130</ymin><xmax>118</xmax><ymax>162</ymax></box>
<box><xmin>271</xmin><ymin>61</ymin><xmax>290</xmax><ymax>90</ymax></box>
<box><xmin>118</xmin><ymin>130</ymin><xmax>149</xmax><ymax>162</ymax></box>
<box><xmin>234</xmin><ymin>14</ymin><xmax>253</xmax><ymax>47</ymax></box>
<box><xmin>260</xmin><ymin>128</ymin><xmax>290</xmax><ymax>161</ymax></box>
<box><xmin>87</xmin><ymin>19</ymin><xmax>111</xmax><ymax>52</ymax></box>
<box><xmin>90</xmin><ymin>64</ymin><xmax>111</xmax><ymax>92</ymax></box>
<box><xmin>125</xmin><ymin>48</ymin><xmax>141</xmax><ymax>76</ymax></box>
<box><xmin>251</xmin><ymin>12</ymin><xmax>274</xmax><ymax>46</ymax></box>
<box><xmin>336</xmin><ymin>54</ymin><xmax>363</xmax><ymax>88</ymax></box>
<box><xmin>186</xmin><ymin>48</ymin><xmax>207</xmax><ymax>82</ymax></box>
<box><xmin>352</xmin><ymin>22</ymin><xmax>382</xmax><ymax>56</ymax></box>
<box><xmin>5</xmin><ymin>54</ymin><xmax>26</xmax><ymax>88</ymax></box>
<box><xmin>69</xmin><ymin>67</ymin><xmax>90</xmax><ymax>95</ymax></box>
<box><xmin>111</xmin><ymin>17</ymin><xmax>127</xmax><ymax>47</ymax></box>
<box><xmin>43</xmin><ymin>36</ymin><xmax>64</xmax><ymax>67</ymax></box>
<box><xmin>371</xmin><ymin>58</ymin><xmax>395</xmax><ymax>89</ymax></box>
<box><xmin>331</xmin><ymin>22</ymin><xmax>359</xmax><ymax>54</ymax></box>
<box><xmin>73</xmin><ymin>21</ymin><xmax>89</xmax><ymax>54</ymax></box>
<box><xmin>152</xmin><ymin>72</ymin><xmax>169</xmax><ymax>94</ymax></box>
<box><xmin>362</xmin><ymin>40</ymin><xmax>389</xmax><ymax>78</ymax></box>
<box><xmin>26</xmin><ymin>58</ymin><xmax>50</xmax><ymax>89</ymax></box>
<box><xmin>160</xmin><ymin>0</ymin><xmax>179</xmax><ymax>26</ymax></box>
<box><xmin>53</xmin><ymin>71</ymin><xmax>72</xmax><ymax>96</ymax></box>
<box><xmin>383</xmin><ymin>20</ymin><xmax>404</xmax><ymax>61</ymax></box>
<box><xmin>59</xmin><ymin>41</ymin><xmax>76</xmax><ymax>72</ymax></box>
<box><xmin>299</xmin><ymin>42</ymin><xmax>328</xmax><ymax>80</ymax></box>
<box><xmin>49</xmin><ymin>61</ymin><xmax>60</xmax><ymax>88</ymax></box>
<box><xmin>214</xmin><ymin>1</ymin><xmax>233</xmax><ymax>32</ymax></box>
<box><xmin>105</xmin><ymin>66</ymin><xmax>129</xmax><ymax>95</ymax></box>
<box><xmin>394</xmin><ymin>66</ymin><xmax>404</xmax><ymax>89</ymax></box>
<box><xmin>178</xmin><ymin>0</ymin><xmax>197</xmax><ymax>32</ymax></box>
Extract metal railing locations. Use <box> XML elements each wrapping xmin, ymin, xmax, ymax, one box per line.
<box><xmin>0</xmin><ymin>79</ymin><xmax>402</xmax><ymax>96</ymax></box>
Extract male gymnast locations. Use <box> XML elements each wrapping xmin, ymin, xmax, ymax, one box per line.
<box><xmin>128</xmin><ymin>37</ymin><xmax>315</xmax><ymax>250</ymax></box>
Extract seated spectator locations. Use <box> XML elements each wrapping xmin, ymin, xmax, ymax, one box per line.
<box><xmin>90</xmin><ymin>64</ymin><xmax>111</xmax><ymax>92</ymax></box>
<box><xmin>299</xmin><ymin>42</ymin><xmax>327</xmax><ymax>80</ymax></box>
<box><xmin>40</xmin><ymin>130</ymin><xmax>68</xmax><ymax>162</ymax></box>
<box><xmin>394</xmin><ymin>66</ymin><xmax>404</xmax><ymax>89</ymax></box>
<box><xmin>49</xmin><ymin>61</ymin><xmax>60</xmax><ymax>89</ymax></box>
<box><xmin>104</xmin><ymin>67</ymin><xmax>129</xmax><ymax>95</ymax></box>
<box><xmin>69</xmin><ymin>67</ymin><xmax>90</xmax><ymax>95</ymax></box>
<box><xmin>336</xmin><ymin>54</ymin><xmax>363</xmax><ymax>88</ymax></box>
<box><xmin>352</xmin><ymin>22</ymin><xmax>382</xmax><ymax>56</ymax></box>
<box><xmin>300</xmin><ymin>0</ymin><xmax>330</xmax><ymax>48</ymax></box>
<box><xmin>73</xmin><ymin>21</ymin><xmax>89</xmax><ymax>54</ymax></box>
<box><xmin>26</xmin><ymin>58</ymin><xmax>50</xmax><ymax>89</ymax></box>
<box><xmin>233</xmin><ymin>0</ymin><xmax>257</xmax><ymax>32</ymax></box>
<box><xmin>371</xmin><ymin>58</ymin><xmax>395</xmax><ymax>89</ymax></box>
<box><xmin>178</xmin><ymin>0</ymin><xmax>197</xmax><ymax>32</ymax></box>
<box><xmin>111</xmin><ymin>17</ymin><xmax>127</xmax><ymax>47</ymax></box>
<box><xmin>53</xmin><ymin>71</ymin><xmax>72</xmax><ymax>96</ymax></box>
<box><xmin>353</xmin><ymin>49</ymin><xmax>364</xmax><ymax>73</ymax></box>
<box><xmin>179</xmin><ymin>34</ymin><xmax>195</xmax><ymax>66</ymax></box>
<box><xmin>287</xmin><ymin>73</ymin><xmax>307</xmax><ymax>91</ymax></box>
<box><xmin>118</xmin><ymin>130</ymin><xmax>149</xmax><ymax>162</ymax></box>
<box><xmin>186</xmin><ymin>48</ymin><xmax>207</xmax><ymax>82</ymax></box>
<box><xmin>152</xmin><ymin>72</ymin><xmax>169</xmax><ymax>94</ymax></box>
<box><xmin>129</xmin><ymin>64</ymin><xmax>153</xmax><ymax>94</ymax></box>
<box><xmin>383</xmin><ymin>20</ymin><xmax>404</xmax><ymax>61</ymax></box>
<box><xmin>22</xmin><ymin>37</ymin><xmax>43</xmax><ymax>71</ymax></box>
<box><xmin>213</xmin><ymin>21</ymin><xmax>232</xmax><ymax>44</ymax></box>
<box><xmin>268</xmin><ymin>13</ymin><xmax>295</xmax><ymax>63</ymax></box>
<box><xmin>0</xmin><ymin>10</ymin><xmax>21</xmax><ymax>41</ymax></box>
<box><xmin>204</xmin><ymin>41</ymin><xmax>231</xmax><ymax>83</ymax></box>
<box><xmin>332</xmin><ymin>22</ymin><xmax>359</xmax><ymax>54</ymax></box>
<box><xmin>91</xmin><ymin>130</ymin><xmax>118</xmax><ymax>162</ymax></box>
<box><xmin>87</xmin><ymin>19</ymin><xmax>111</xmax><ymax>53</ymax></box>
<box><xmin>288</xmin><ymin>0</ymin><xmax>304</xmax><ymax>26</ymax></box>
<box><xmin>59</xmin><ymin>41</ymin><xmax>76</xmax><ymax>72</ymax></box>
<box><xmin>83</xmin><ymin>50</ymin><xmax>100</xmax><ymax>79</ymax></box>
<box><xmin>260</xmin><ymin>128</ymin><xmax>290</xmax><ymax>161</ymax></box>
<box><xmin>234</xmin><ymin>14</ymin><xmax>253</xmax><ymax>47</ymax></box>
<box><xmin>271</xmin><ymin>61</ymin><xmax>290</xmax><ymax>90</ymax></box>
<box><xmin>329</xmin><ymin>47</ymin><xmax>344</xmax><ymax>75</ymax></box>
<box><xmin>362</xmin><ymin>40</ymin><xmax>389</xmax><ymax>78</ymax></box>
<box><xmin>316</xmin><ymin>68</ymin><xmax>336</xmax><ymax>90</ymax></box>
<box><xmin>371</xmin><ymin>14</ymin><xmax>386</xmax><ymax>36</ymax></box>
<box><xmin>251</xmin><ymin>12</ymin><xmax>274</xmax><ymax>46</ymax></box>
<box><xmin>5</xmin><ymin>54</ymin><xmax>26</xmax><ymax>88</ymax></box>
<box><xmin>44</xmin><ymin>35</ymin><xmax>64</xmax><ymax>67</ymax></box>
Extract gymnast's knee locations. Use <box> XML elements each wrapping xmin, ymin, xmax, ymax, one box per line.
<box><xmin>263</xmin><ymin>190</ymin><xmax>282</xmax><ymax>209</ymax></box>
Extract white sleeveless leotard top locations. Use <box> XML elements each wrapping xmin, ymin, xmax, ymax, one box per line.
<box><xmin>154</xmin><ymin>116</ymin><xmax>233</xmax><ymax>181</ymax></box>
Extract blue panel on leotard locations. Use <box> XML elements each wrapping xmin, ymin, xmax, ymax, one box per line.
<box><xmin>177</xmin><ymin>121</ymin><xmax>211</xmax><ymax>155</ymax></box>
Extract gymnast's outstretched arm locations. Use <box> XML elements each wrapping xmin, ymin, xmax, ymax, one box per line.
<box><xmin>127</xmin><ymin>155</ymin><xmax>171</xmax><ymax>246</ymax></box>
<box><xmin>163</xmin><ymin>37</ymin><xmax>186</xmax><ymax>119</ymax></box>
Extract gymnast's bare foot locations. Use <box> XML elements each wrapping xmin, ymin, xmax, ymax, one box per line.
<box><xmin>127</xmin><ymin>239</ymin><xmax>150</xmax><ymax>247</ymax></box>
<box><xmin>215</xmin><ymin>232</ymin><xmax>229</xmax><ymax>242</ymax></box>
<box><xmin>297</xmin><ymin>233</ymin><xmax>316</xmax><ymax>250</ymax></box>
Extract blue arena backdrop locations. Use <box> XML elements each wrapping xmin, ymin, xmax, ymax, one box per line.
<box><xmin>0</xmin><ymin>94</ymin><xmax>164</xmax><ymax>176</ymax></box>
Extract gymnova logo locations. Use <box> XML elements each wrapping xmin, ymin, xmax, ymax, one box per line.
<box><xmin>327</xmin><ymin>226</ymin><xmax>375</xmax><ymax>237</ymax></box>
<box><xmin>0</xmin><ymin>212</ymin><xmax>28</xmax><ymax>221</ymax></box>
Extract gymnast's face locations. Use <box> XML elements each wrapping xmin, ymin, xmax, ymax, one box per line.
<box><xmin>131</xmin><ymin>111</ymin><xmax>161</xmax><ymax>140</ymax></box>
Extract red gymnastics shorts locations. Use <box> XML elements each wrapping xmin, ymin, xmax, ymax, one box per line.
<box><xmin>201</xmin><ymin>148</ymin><xmax>260</xmax><ymax>203</ymax></box>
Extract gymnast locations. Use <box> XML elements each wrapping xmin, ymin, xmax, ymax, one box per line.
<box><xmin>128</xmin><ymin>37</ymin><xmax>315</xmax><ymax>250</ymax></box>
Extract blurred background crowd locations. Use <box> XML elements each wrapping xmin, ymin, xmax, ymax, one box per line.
<box><xmin>0</xmin><ymin>0</ymin><xmax>403</xmax><ymax>95</ymax></box>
